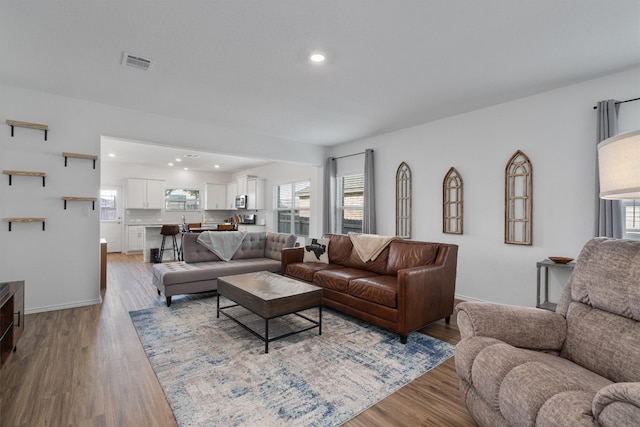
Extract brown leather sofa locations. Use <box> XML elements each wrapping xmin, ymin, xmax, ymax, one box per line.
<box><xmin>282</xmin><ymin>233</ymin><xmax>458</xmax><ymax>343</ymax></box>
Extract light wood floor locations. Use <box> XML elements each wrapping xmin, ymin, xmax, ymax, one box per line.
<box><xmin>0</xmin><ymin>253</ymin><xmax>477</xmax><ymax>426</ymax></box>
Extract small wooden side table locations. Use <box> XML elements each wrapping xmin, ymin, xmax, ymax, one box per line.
<box><xmin>536</xmin><ymin>260</ymin><xmax>575</xmax><ymax>311</ymax></box>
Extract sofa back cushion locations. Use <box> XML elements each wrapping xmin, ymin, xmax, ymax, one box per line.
<box><xmin>386</xmin><ymin>240</ymin><xmax>439</xmax><ymax>276</ymax></box>
<box><xmin>182</xmin><ymin>232</ymin><xmax>221</xmax><ymax>263</ymax></box>
<box><xmin>343</xmin><ymin>244</ymin><xmax>390</xmax><ymax>275</ymax></box>
<box><xmin>264</xmin><ymin>232</ymin><xmax>297</xmax><ymax>261</ymax></box>
<box><xmin>566</xmin><ymin>237</ymin><xmax>640</xmax><ymax>321</ymax></box>
<box><xmin>232</xmin><ymin>232</ymin><xmax>267</xmax><ymax>259</ymax></box>
<box><xmin>562</xmin><ymin>302</ymin><xmax>640</xmax><ymax>383</ymax></box>
<box><xmin>323</xmin><ymin>234</ymin><xmax>353</xmax><ymax>265</ymax></box>
<box><xmin>560</xmin><ymin>237</ymin><xmax>640</xmax><ymax>382</ymax></box>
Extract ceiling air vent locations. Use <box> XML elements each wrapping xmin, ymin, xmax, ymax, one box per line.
<box><xmin>122</xmin><ymin>52</ymin><xmax>153</xmax><ymax>71</ymax></box>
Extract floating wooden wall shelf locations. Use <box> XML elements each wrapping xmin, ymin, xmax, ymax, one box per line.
<box><xmin>3</xmin><ymin>170</ymin><xmax>46</xmax><ymax>186</ymax></box>
<box><xmin>6</xmin><ymin>120</ymin><xmax>48</xmax><ymax>141</ymax></box>
<box><xmin>61</xmin><ymin>196</ymin><xmax>96</xmax><ymax>210</ymax></box>
<box><xmin>3</xmin><ymin>218</ymin><xmax>46</xmax><ymax>231</ymax></box>
<box><xmin>62</xmin><ymin>152</ymin><xmax>98</xmax><ymax>169</ymax></box>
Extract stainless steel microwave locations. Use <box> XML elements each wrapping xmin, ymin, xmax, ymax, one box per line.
<box><xmin>235</xmin><ymin>195</ymin><xmax>247</xmax><ymax>209</ymax></box>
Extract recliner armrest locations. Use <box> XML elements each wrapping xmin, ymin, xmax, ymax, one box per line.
<box><xmin>593</xmin><ymin>382</ymin><xmax>640</xmax><ymax>426</ymax></box>
<box><xmin>456</xmin><ymin>302</ymin><xmax>566</xmax><ymax>351</ymax></box>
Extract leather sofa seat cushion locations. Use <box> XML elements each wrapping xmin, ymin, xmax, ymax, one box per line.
<box><xmin>314</xmin><ymin>268</ymin><xmax>379</xmax><ymax>293</ymax></box>
<box><xmin>386</xmin><ymin>240</ymin><xmax>439</xmax><ymax>276</ymax></box>
<box><xmin>286</xmin><ymin>262</ymin><xmax>345</xmax><ymax>283</ymax></box>
<box><xmin>348</xmin><ymin>276</ymin><xmax>398</xmax><ymax>308</ymax></box>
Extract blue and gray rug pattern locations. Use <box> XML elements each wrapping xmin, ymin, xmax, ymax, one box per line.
<box><xmin>130</xmin><ymin>298</ymin><xmax>454</xmax><ymax>427</ymax></box>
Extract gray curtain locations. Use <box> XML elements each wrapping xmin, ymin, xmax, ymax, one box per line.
<box><xmin>363</xmin><ymin>149</ymin><xmax>376</xmax><ymax>234</ymax></box>
<box><xmin>596</xmin><ymin>99</ymin><xmax>623</xmax><ymax>238</ymax></box>
<box><xmin>323</xmin><ymin>157</ymin><xmax>337</xmax><ymax>234</ymax></box>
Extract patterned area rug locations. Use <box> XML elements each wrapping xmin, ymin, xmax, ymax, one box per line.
<box><xmin>130</xmin><ymin>298</ymin><xmax>454</xmax><ymax>427</ymax></box>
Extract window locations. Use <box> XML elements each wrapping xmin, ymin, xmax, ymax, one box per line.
<box><xmin>623</xmin><ymin>200</ymin><xmax>640</xmax><ymax>240</ymax></box>
<box><xmin>165</xmin><ymin>188</ymin><xmax>200</xmax><ymax>211</ymax></box>
<box><xmin>339</xmin><ymin>174</ymin><xmax>364</xmax><ymax>234</ymax></box>
<box><xmin>276</xmin><ymin>180</ymin><xmax>310</xmax><ymax>236</ymax></box>
<box><xmin>100</xmin><ymin>189</ymin><xmax>118</xmax><ymax>220</ymax></box>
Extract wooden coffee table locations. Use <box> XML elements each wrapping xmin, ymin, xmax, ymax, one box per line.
<box><xmin>216</xmin><ymin>271</ymin><xmax>323</xmax><ymax>353</ymax></box>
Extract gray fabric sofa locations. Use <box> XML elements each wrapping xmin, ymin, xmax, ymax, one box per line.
<box><xmin>152</xmin><ymin>231</ymin><xmax>297</xmax><ymax>306</ymax></box>
<box><xmin>455</xmin><ymin>237</ymin><xmax>640</xmax><ymax>426</ymax></box>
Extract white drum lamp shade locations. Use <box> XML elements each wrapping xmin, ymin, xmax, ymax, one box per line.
<box><xmin>597</xmin><ymin>129</ymin><xmax>640</xmax><ymax>200</ymax></box>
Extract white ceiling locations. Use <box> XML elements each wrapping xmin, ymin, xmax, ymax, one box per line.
<box><xmin>100</xmin><ymin>136</ymin><xmax>270</xmax><ymax>173</ymax></box>
<box><xmin>2</xmin><ymin>1</ymin><xmax>640</xmax><ymax>170</ymax></box>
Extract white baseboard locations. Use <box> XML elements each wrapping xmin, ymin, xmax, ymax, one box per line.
<box><xmin>454</xmin><ymin>293</ymin><xmax>488</xmax><ymax>303</ymax></box>
<box><xmin>26</xmin><ymin>297</ymin><xmax>102</xmax><ymax>315</ymax></box>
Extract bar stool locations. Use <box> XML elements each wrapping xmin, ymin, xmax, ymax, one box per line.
<box><xmin>159</xmin><ymin>225</ymin><xmax>180</xmax><ymax>261</ymax></box>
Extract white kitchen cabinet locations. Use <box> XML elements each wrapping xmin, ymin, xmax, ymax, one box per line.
<box><xmin>204</xmin><ymin>183</ymin><xmax>226</xmax><ymax>210</ymax></box>
<box><xmin>226</xmin><ymin>182</ymin><xmax>237</xmax><ymax>210</ymax></box>
<box><xmin>127</xmin><ymin>226</ymin><xmax>144</xmax><ymax>252</ymax></box>
<box><xmin>126</xmin><ymin>179</ymin><xmax>164</xmax><ymax>209</ymax></box>
<box><xmin>247</xmin><ymin>178</ymin><xmax>266</xmax><ymax>210</ymax></box>
<box><xmin>236</xmin><ymin>175</ymin><xmax>256</xmax><ymax>196</ymax></box>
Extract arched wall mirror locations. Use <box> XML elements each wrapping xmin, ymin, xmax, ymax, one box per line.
<box><xmin>505</xmin><ymin>150</ymin><xmax>533</xmax><ymax>245</ymax></box>
<box><xmin>443</xmin><ymin>167</ymin><xmax>463</xmax><ymax>234</ymax></box>
<box><xmin>396</xmin><ymin>162</ymin><xmax>412</xmax><ymax>238</ymax></box>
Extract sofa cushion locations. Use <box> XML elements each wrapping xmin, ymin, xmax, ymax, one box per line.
<box><xmin>286</xmin><ymin>262</ymin><xmax>345</xmax><ymax>283</ymax></box>
<box><xmin>566</xmin><ymin>238</ymin><xmax>640</xmax><ymax>321</ymax></box>
<box><xmin>348</xmin><ymin>275</ymin><xmax>397</xmax><ymax>308</ymax></box>
<box><xmin>182</xmin><ymin>233</ymin><xmax>222</xmax><ymax>262</ymax></box>
<box><xmin>499</xmin><ymin>362</ymin><xmax>608</xmax><ymax>426</ymax></box>
<box><xmin>386</xmin><ymin>240</ymin><xmax>439</xmax><ymax>276</ymax></box>
<box><xmin>314</xmin><ymin>268</ymin><xmax>379</xmax><ymax>293</ymax></box>
<box><xmin>233</xmin><ymin>232</ymin><xmax>266</xmax><ymax>259</ymax></box>
<box><xmin>153</xmin><ymin>258</ymin><xmax>282</xmax><ymax>286</ymax></box>
<box><xmin>264</xmin><ymin>232</ymin><xmax>296</xmax><ymax>261</ymax></box>
<box><xmin>343</xmin><ymin>245</ymin><xmax>390</xmax><ymax>275</ymax></box>
<box><xmin>561</xmin><ymin>302</ymin><xmax>640</xmax><ymax>383</ymax></box>
<box><xmin>324</xmin><ymin>234</ymin><xmax>353</xmax><ymax>265</ymax></box>
<box><xmin>463</xmin><ymin>338</ymin><xmax>611</xmax><ymax>417</ymax></box>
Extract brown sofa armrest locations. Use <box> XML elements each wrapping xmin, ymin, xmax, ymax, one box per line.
<box><xmin>456</xmin><ymin>302</ymin><xmax>567</xmax><ymax>351</ymax></box>
<box><xmin>281</xmin><ymin>247</ymin><xmax>304</xmax><ymax>275</ymax></box>
<box><xmin>593</xmin><ymin>382</ymin><xmax>640</xmax><ymax>425</ymax></box>
<box><xmin>396</xmin><ymin>265</ymin><xmax>452</xmax><ymax>333</ymax></box>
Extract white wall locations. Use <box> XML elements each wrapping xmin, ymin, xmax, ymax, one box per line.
<box><xmin>0</xmin><ymin>84</ymin><xmax>324</xmax><ymax>313</ymax></box>
<box><xmin>328</xmin><ymin>66</ymin><xmax>640</xmax><ymax>306</ymax></box>
<box><xmin>1</xmin><ymin>67</ymin><xmax>637</xmax><ymax>313</ymax></box>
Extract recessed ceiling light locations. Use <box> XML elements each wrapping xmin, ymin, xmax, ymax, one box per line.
<box><xmin>309</xmin><ymin>52</ymin><xmax>326</xmax><ymax>64</ymax></box>
<box><xmin>183</xmin><ymin>167</ymin><xmax>189</xmax><ymax>171</ymax></box>
<box><xmin>214</xmin><ymin>165</ymin><xmax>220</xmax><ymax>169</ymax></box>
<box><xmin>108</xmin><ymin>153</ymin><xmax>116</xmax><ymax>157</ymax></box>
<box><xmin>168</xmin><ymin>162</ymin><xmax>174</xmax><ymax>166</ymax></box>
<box><xmin>175</xmin><ymin>158</ymin><xmax>182</xmax><ymax>162</ymax></box>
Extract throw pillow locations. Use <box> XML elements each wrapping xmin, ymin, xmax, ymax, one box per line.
<box><xmin>303</xmin><ymin>238</ymin><xmax>330</xmax><ymax>264</ymax></box>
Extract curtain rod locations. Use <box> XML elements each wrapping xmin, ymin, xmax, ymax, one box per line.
<box><xmin>333</xmin><ymin>151</ymin><xmax>365</xmax><ymax>160</ymax></box>
<box><xmin>592</xmin><ymin>97</ymin><xmax>640</xmax><ymax>109</ymax></box>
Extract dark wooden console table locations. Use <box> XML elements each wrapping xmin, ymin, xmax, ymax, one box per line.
<box><xmin>0</xmin><ymin>280</ymin><xmax>25</xmax><ymax>368</ymax></box>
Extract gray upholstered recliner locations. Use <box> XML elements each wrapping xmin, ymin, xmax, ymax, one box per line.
<box><xmin>455</xmin><ymin>238</ymin><xmax>640</xmax><ymax>426</ymax></box>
